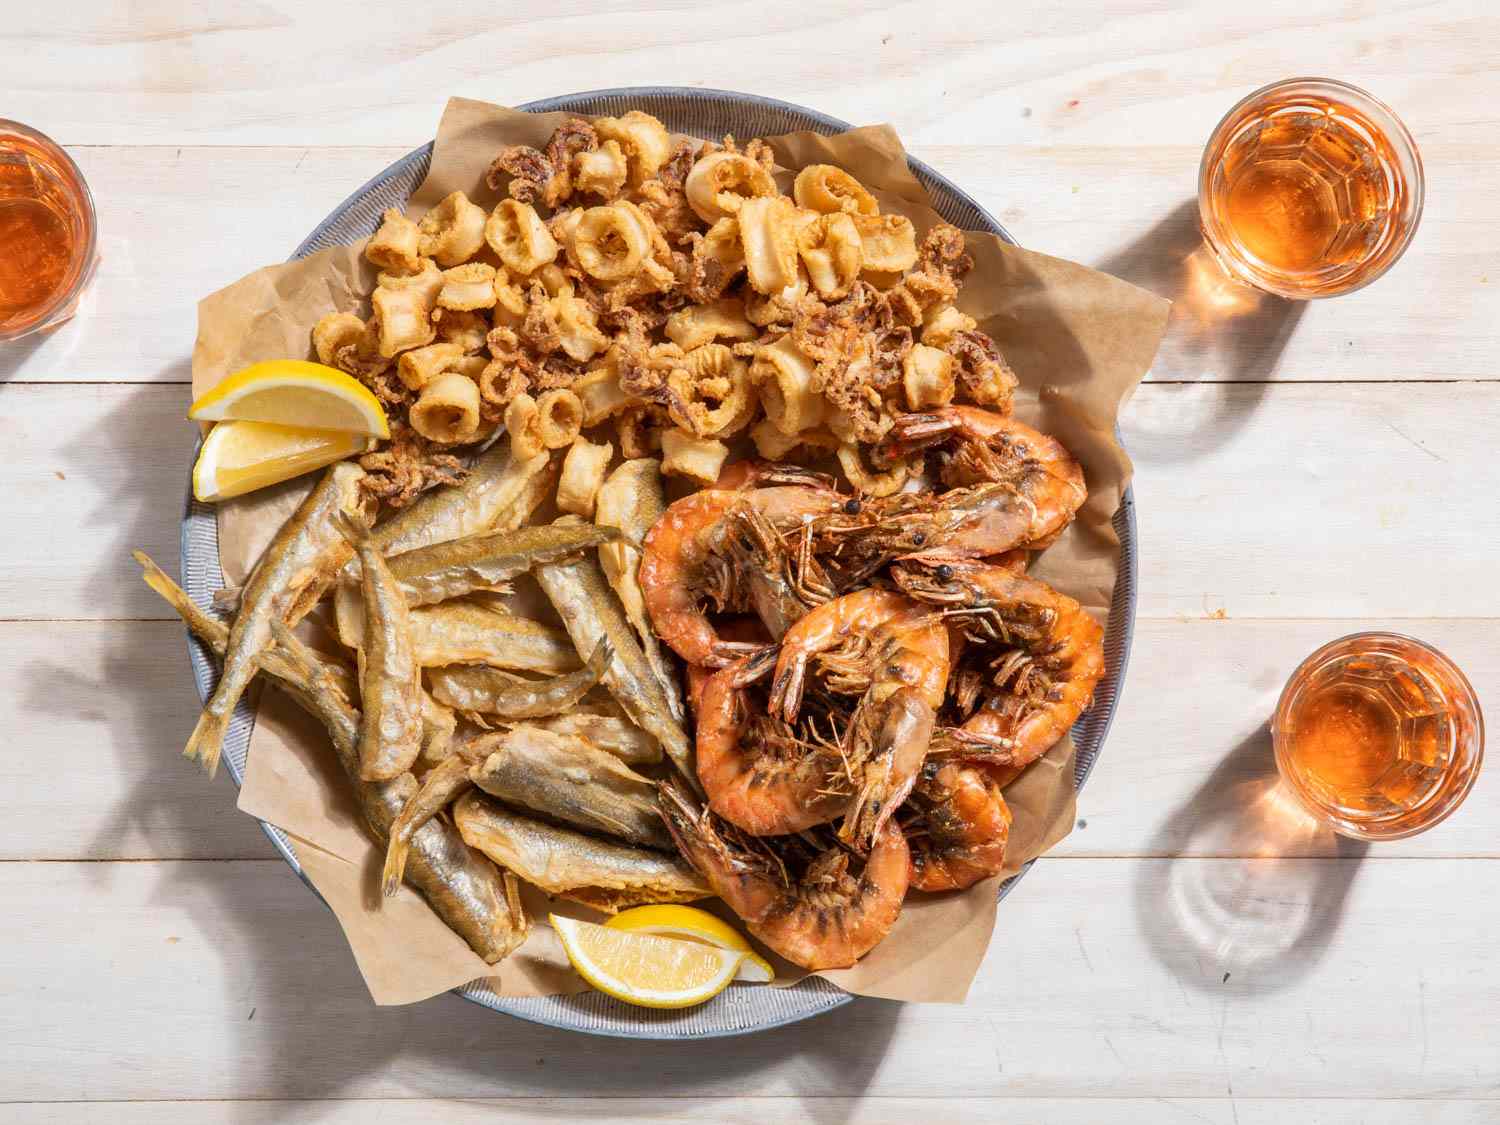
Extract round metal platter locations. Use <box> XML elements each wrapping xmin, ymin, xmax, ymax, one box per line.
<box><xmin>181</xmin><ymin>87</ymin><xmax>1139</xmax><ymax>1039</ymax></box>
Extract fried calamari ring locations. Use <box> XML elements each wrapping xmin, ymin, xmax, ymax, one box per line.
<box><xmin>685</xmin><ymin>217</ymin><xmax>746</xmax><ymax>301</ymax></box>
<box><xmin>573</xmin><ymin>138</ymin><xmax>629</xmax><ymax>199</ymax></box>
<box><xmin>921</xmin><ymin>304</ymin><xmax>977</xmax><ymax>347</ymax></box>
<box><xmin>365</xmin><ymin>208</ymin><xmax>423</xmax><ymax>273</ymax></box>
<box><xmin>666</xmin><ymin>345</ymin><xmax>756</xmax><ymax>438</ymax></box>
<box><xmin>593</xmin><ymin>110</ymin><xmax>672</xmax><ymax>187</ymax></box>
<box><xmin>901</xmin><ymin>343</ymin><xmax>956</xmax><ymax>410</ymax></box>
<box><xmin>567</xmin><ymin>204</ymin><xmax>651</xmax><ymax>282</ymax></box>
<box><xmin>372</xmin><ymin>284</ymin><xmax>437</xmax><ymax>357</ymax></box>
<box><xmin>660</xmin><ymin>429</ymin><xmax>729</xmax><ymax>485</ymax></box>
<box><xmin>852</xmin><ymin>213</ymin><xmax>919</xmax><ymax>274</ymax></box>
<box><xmin>838</xmin><ymin>441</ymin><xmax>909</xmax><ymax>497</ymax></box>
<box><xmin>684</xmin><ymin>151</ymin><xmax>777</xmax><ymax>224</ymax></box>
<box><xmin>793</xmin><ymin>164</ymin><xmax>879</xmax><ymax>216</ymax></box>
<box><xmin>312</xmin><ymin>313</ymin><xmax>367</xmax><ymax>367</ymax></box>
<box><xmin>437</xmin><ymin>263</ymin><xmax>498</xmax><ymax>311</ymax></box>
<box><xmin>485</xmin><ymin>199</ymin><xmax>560</xmax><ymax>276</ymax></box>
<box><xmin>410</xmin><ymin>373</ymin><xmax>482</xmax><ymax>445</ymax></box>
<box><xmin>549</xmin><ymin>292</ymin><xmax>610</xmax><ymax>362</ymax></box>
<box><xmin>433</xmin><ymin>307</ymin><xmax>490</xmax><ymax>353</ymax></box>
<box><xmin>738</xmin><ymin>196</ymin><xmax>808</xmax><ymax>297</ymax></box>
<box><xmin>751</xmin><ymin>335</ymin><xmax>825</xmax><ymax>435</ymax></box>
<box><xmin>535</xmin><ymin>388</ymin><xmax>584</xmax><ymax>450</ymax></box>
<box><xmin>396</xmin><ymin>342</ymin><xmax>465</xmax><ymax>392</ymax></box>
<box><xmin>664</xmin><ymin>296</ymin><xmax>757</xmax><ymax>351</ymax></box>
<box><xmin>504</xmin><ymin>392</ymin><xmax>546</xmax><ymax>460</ymax></box>
<box><xmin>556</xmin><ymin>436</ymin><xmax>614</xmax><ymax>518</ymax></box>
<box><xmin>418</xmin><ymin>191</ymin><xmax>488</xmax><ymax>267</ymax></box>
<box><xmin>797</xmin><ymin>212</ymin><xmax>863</xmax><ymax>300</ymax></box>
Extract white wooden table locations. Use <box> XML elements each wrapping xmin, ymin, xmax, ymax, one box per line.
<box><xmin>3</xmin><ymin>4</ymin><xmax>1496</xmax><ymax>1121</ymax></box>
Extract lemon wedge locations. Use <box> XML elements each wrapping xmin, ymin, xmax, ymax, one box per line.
<box><xmin>188</xmin><ymin>360</ymin><xmax>389</xmax><ymax>438</ymax></box>
<box><xmin>551</xmin><ymin>913</ymin><xmax>745</xmax><ymax>1009</ymax></box>
<box><xmin>192</xmin><ymin>420</ymin><xmax>372</xmax><ymax>502</ymax></box>
<box><xmin>606</xmin><ymin>905</ymin><xmax>775</xmax><ymax>983</ymax></box>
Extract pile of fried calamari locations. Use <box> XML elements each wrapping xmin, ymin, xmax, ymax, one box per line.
<box><xmin>312</xmin><ymin>109</ymin><xmax>1019</xmax><ymax>509</ymax></box>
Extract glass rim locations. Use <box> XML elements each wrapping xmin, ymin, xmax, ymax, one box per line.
<box><xmin>0</xmin><ymin>118</ymin><xmax>99</xmax><ymax>340</ymax></box>
<box><xmin>1197</xmin><ymin>77</ymin><xmax>1425</xmax><ymax>300</ymax></box>
<box><xmin>1272</xmin><ymin>630</ymin><xmax>1484</xmax><ymax>841</ymax></box>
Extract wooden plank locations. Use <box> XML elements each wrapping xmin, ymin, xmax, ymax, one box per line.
<box><xmin>8</xmin><ymin>142</ymin><xmax>1497</xmax><ymax>385</ymax></box>
<box><xmin>2</xmin><ymin>3</ymin><xmax>1494</xmax><ymax>147</ymax></box>
<box><xmin>1</xmin><ymin>857</ymin><xmax>1495</xmax><ymax>1101</ymax></box>
<box><xmin>1124</xmin><ymin>382</ymin><xmax>1500</xmax><ymax>620</ymax></box>
<box><xmin>4</xmin><ymin>618</ymin><xmax>1490</xmax><ymax>861</ymax></box>
<box><xmin>8</xmin><ymin>381</ymin><xmax>1498</xmax><ymax>621</ymax></box>
<box><xmin>0</xmin><ymin>384</ymin><xmax>194</xmax><ymax>620</ymax></box>
<box><xmin>0</xmin><ymin>621</ymin><xmax>273</xmax><ymax>860</ymax></box>
<box><xmin>7</xmin><ymin>1099</ymin><xmax>1498</xmax><ymax>1124</ymax></box>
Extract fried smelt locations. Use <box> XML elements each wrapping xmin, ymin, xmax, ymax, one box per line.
<box><xmin>454</xmin><ymin>793</ymin><xmax>708</xmax><ymax>912</ymax></box>
<box><xmin>385</xmin><ymin>522</ymin><xmax>621</xmax><ymax>607</ymax></box>
<box><xmin>532</xmin><ymin>521</ymin><xmax>695</xmax><ymax>787</ymax></box>
<box><xmin>337</xmin><ymin>513</ymin><xmax>424</xmax><ymax>781</ymax></box>
<box><xmin>470</xmin><ymin>724</ymin><xmax>672</xmax><ymax>850</ymax></box>
<box><xmin>183</xmin><ymin>462</ymin><xmax>367</xmax><ymax>777</ymax></box>
<box><xmin>593</xmin><ymin>458</ymin><xmax>685</xmax><ymax>723</ymax></box>
<box><xmin>135</xmin><ymin>552</ymin><xmax>527</xmax><ymax>963</ymax></box>
<box><xmin>427</xmin><ymin>638</ymin><xmax>611</xmax><ymax>719</ymax></box>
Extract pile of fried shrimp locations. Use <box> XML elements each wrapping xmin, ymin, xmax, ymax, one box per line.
<box><xmin>136</xmin><ymin>110</ymin><xmax>1107</xmax><ymax>975</ymax></box>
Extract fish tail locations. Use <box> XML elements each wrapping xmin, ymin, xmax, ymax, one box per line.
<box><xmin>183</xmin><ymin>707</ymin><xmax>228</xmax><ymax>779</ymax></box>
<box><xmin>381</xmin><ymin>834</ymin><xmax>410</xmax><ymax>898</ymax></box>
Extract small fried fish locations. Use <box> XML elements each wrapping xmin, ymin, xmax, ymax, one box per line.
<box><xmin>182</xmin><ymin>461</ymin><xmax>367</xmax><ymax>777</ymax></box>
<box><xmin>338</xmin><ymin>512</ymin><xmax>424</xmax><ymax>781</ymax></box>
<box><xmin>454</xmin><ymin>792</ymin><xmax>708</xmax><ymax>911</ymax></box>
<box><xmin>386</xmin><ymin>522</ymin><xmax>622</xmax><ymax>606</ymax></box>
<box><xmin>426</xmin><ymin>638</ymin><xmax>610</xmax><ymax>719</ymax></box>
<box><xmin>470</xmin><ymin>724</ymin><xmax>672</xmax><ymax>850</ymax></box>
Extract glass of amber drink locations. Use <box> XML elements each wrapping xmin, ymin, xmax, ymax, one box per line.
<box><xmin>0</xmin><ymin>120</ymin><xmax>97</xmax><ymax>340</ymax></box>
<box><xmin>1273</xmin><ymin>633</ymin><xmax>1483</xmax><ymax>840</ymax></box>
<box><xmin>1199</xmin><ymin>78</ymin><xmax>1423</xmax><ymax>299</ymax></box>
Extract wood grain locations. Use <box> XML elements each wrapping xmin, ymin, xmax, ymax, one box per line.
<box><xmin>3</xmin><ymin>2</ymin><xmax>1495</xmax><ymax>148</ymax></box>
<box><xmin>2</xmin><ymin>7</ymin><xmax>1496</xmax><ymax>1115</ymax></box>
<box><xmin>5</xmin><ymin>618</ymin><xmax>1491</xmax><ymax>861</ymax></box>
<box><xmin>6</xmin><ymin>141</ymin><xmax>1496</xmax><ymax>385</ymax></box>
<box><xmin>8</xmin><ymin>381</ymin><xmax>1496</xmax><ymax>620</ymax></box>
<box><xmin>2</xmin><ymin>857</ymin><xmax>1494</xmax><ymax>1102</ymax></box>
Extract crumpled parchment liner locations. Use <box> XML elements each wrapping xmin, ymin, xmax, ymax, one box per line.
<box><xmin>191</xmin><ymin>96</ymin><xmax>1169</xmax><ymax>1006</ymax></box>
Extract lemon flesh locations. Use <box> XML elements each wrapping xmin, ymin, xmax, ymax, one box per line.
<box><xmin>193</xmin><ymin>420</ymin><xmax>371</xmax><ymax>502</ymax></box>
<box><xmin>189</xmin><ymin>360</ymin><xmax>389</xmax><ymax>438</ymax></box>
<box><xmin>606</xmin><ymin>905</ymin><xmax>775</xmax><ymax>983</ymax></box>
<box><xmin>552</xmin><ymin>914</ymin><xmax>745</xmax><ymax>1009</ymax></box>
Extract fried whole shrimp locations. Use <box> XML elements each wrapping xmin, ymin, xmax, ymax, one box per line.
<box><xmin>767</xmin><ymin>587</ymin><xmax>949</xmax><ymax>847</ymax></box>
<box><xmin>894</xmin><ymin>558</ymin><xmax>1105</xmax><ymax>770</ymax></box>
<box><xmin>640</xmin><ymin>478</ymin><xmax>844</xmax><ymax>667</ymax></box>
<box><xmin>694</xmin><ymin>656</ymin><xmax>846</xmax><ymax>836</ymax></box>
<box><xmin>903</xmin><ymin>760</ymin><xmax>1012</xmax><ymax>892</ymax></box>
<box><xmin>827</xmin><ymin>407</ymin><xmax>1086</xmax><ymax>566</ymax></box>
<box><xmin>659</xmin><ymin>780</ymin><xmax>910</xmax><ymax>971</ymax></box>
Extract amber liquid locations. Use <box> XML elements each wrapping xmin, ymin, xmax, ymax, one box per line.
<box><xmin>0</xmin><ymin>132</ymin><xmax>90</xmax><ymax>336</ymax></box>
<box><xmin>1201</xmin><ymin>86</ymin><xmax>1419</xmax><ymax>298</ymax></box>
<box><xmin>1275</xmin><ymin>635</ymin><xmax>1482</xmax><ymax>838</ymax></box>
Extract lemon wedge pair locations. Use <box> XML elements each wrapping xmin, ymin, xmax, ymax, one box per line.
<box><xmin>553</xmin><ymin>906</ymin><xmax>775</xmax><ymax>1010</ymax></box>
<box><xmin>187</xmin><ymin>361</ymin><xmax>389</xmax><ymax>501</ymax></box>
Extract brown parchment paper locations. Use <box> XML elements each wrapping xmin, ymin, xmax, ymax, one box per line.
<box><xmin>191</xmin><ymin>96</ymin><xmax>1169</xmax><ymax>1007</ymax></box>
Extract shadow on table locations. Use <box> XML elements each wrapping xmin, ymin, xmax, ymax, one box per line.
<box><xmin>1098</xmin><ymin>200</ymin><xmax>1306</xmax><ymax>462</ymax></box>
<box><xmin>175</xmin><ymin>833</ymin><xmax>904</xmax><ymax>1120</ymax></box>
<box><xmin>1133</xmin><ymin>723</ymin><xmax>1368</xmax><ymax>996</ymax></box>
